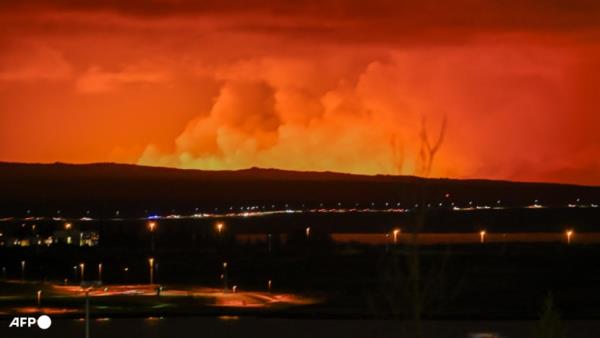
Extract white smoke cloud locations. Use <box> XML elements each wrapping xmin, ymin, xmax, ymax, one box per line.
<box><xmin>139</xmin><ymin>43</ymin><xmax>578</xmax><ymax>180</ymax></box>
<box><xmin>139</xmin><ymin>57</ymin><xmax>421</xmax><ymax>175</ymax></box>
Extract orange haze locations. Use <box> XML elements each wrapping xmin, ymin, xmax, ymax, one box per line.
<box><xmin>1</xmin><ymin>1</ymin><xmax>599</xmax><ymax>185</ymax></box>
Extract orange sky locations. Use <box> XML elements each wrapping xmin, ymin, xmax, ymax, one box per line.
<box><xmin>1</xmin><ymin>1</ymin><xmax>599</xmax><ymax>185</ymax></box>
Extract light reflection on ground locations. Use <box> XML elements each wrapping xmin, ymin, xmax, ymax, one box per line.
<box><xmin>49</xmin><ymin>284</ymin><xmax>315</xmax><ymax>307</ymax></box>
<box><xmin>8</xmin><ymin>306</ymin><xmax>79</xmax><ymax>315</ymax></box>
<box><xmin>1</xmin><ymin>282</ymin><xmax>317</xmax><ymax>316</ymax></box>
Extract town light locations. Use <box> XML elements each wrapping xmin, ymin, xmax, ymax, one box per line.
<box><xmin>566</xmin><ymin>230</ymin><xmax>574</xmax><ymax>244</ymax></box>
<box><xmin>222</xmin><ymin>261</ymin><xmax>228</xmax><ymax>291</ymax></box>
<box><xmin>20</xmin><ymin>260</ymin><xmax>25</xmax><ymax>280</ymax></box>
<box><xmin>392</xmin><ymin>228</ymin><xmax>401</xmax><ymax>244</ymax></box>
<box><xmin>148</xmin><ymin>221</ymin><xmax>157</xmax><ymax>252</ymax></box>
<box><xmin>215</xmin><ymin>222</ymin><xmax>224</xmax><ymax>234</ymax></box>
<box><xmin>80</xmin><ymin>263</ymin><xmax>85</xmax><ymax>282</ymax></box>
<box><xmin>36</xmin><ymin>290</ymin><xmax>42</xmax><ymax>307</ymax></box>
<box><xmin>148</xmin><ymin>258</ymin><xmax>155</xmax><ymax>284</ymax></box>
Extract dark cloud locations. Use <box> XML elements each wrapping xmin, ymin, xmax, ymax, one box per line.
<box><xmin>3</xmin><ymin>0</ymin><xmax>600</xmax><ymax>36</ymax></box>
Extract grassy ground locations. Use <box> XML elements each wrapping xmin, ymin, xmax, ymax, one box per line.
<box><xmin>1</xmin><ymin>242</ymin><xmax>600</xmax><ymax>320</ymax></box>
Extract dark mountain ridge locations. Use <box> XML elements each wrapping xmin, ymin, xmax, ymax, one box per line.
<box><xmin>0</xmin><ymin>162</ymin><xmax>599</xmax><ymax>217</ymax></box>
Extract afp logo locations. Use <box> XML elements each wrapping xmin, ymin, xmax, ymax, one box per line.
<box><xmin>9</xmin><ymin>315</ymin><xmax>52</xmax><ymax>330</ymax></box>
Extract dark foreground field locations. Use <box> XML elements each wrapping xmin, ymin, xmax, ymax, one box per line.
<box><xmin>2</xmin><ymin>317</ymin><xmax>600</xmax><ymax>338</ymax></box>
<box><xmin>2</xmin><ymin>241</ymin><xmax>600</xmax><ymax>320</ymax></box>
<box><xmin>1</xmin><ymin>163</ymin><xmax>600</xmax><ymax>337</ymax></box>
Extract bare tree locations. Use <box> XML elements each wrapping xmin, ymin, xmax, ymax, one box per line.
<box><xmin>419</xmin><ymin>114</ymin><xmax>447</xmax><ymax>177</ymax></box>
<box><xmin>382</xmin><ymin>114</ymin><xmax>447</xmax><ymax>338</ymax></box>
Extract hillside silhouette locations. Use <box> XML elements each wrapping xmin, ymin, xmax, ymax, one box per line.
<box><xmin>1</xmin><ymin>162</ymin><xmax>599</xmax><ymax>217</ymax></box>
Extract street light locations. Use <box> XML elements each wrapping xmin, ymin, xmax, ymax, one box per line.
<box><xmin>215</xmin><ymin>222</ymin><xmax>224</xmax><ymax>234</ymax></box>
<box><xmin>566</xmin><ymin>230</ymin><xmax>574</xmax><ymax>244</ymax></box>
<box><xmin>148</xmin><ymin>258</ymin><xmax>155</xmax><ymax>284</ymax></box>
<box><xmin>392</xmin><ymin>228</ymin><xmax>401</xmax><ymax>244</ymax></box>
<box><xmin>64</xmin><ymin>223</ymin><xmax>72</xmax><ymax>230</ymax></box>
<box><xmin>36</xmin><ymin>290</ymin><xmax>42</xmax><ymax>307</ymax></box>
<box><xmin>80</xmin><ymin>263</ymin><xmax>85</xmax><ymax>282</ymax></box>
<box><xmin>222</xmin><ymin>262</ymin><xmax>228</xmax><ymax>292</ymax></box>
<box><xmin>268</xmin><ymin>279</ymin><xmax>272</xmax><ymax>293</ymax></box>
<box><xmin>480</xmin><ymin>230</ymin><xmax>487</xmax><ymax>244</ymax></box>
<box><xmin>20</xmin><ymin>260</ymin><xmax>25</xmax><ymax>280</ymax></box>
<box><xmin>98</xmin><ymin>263</ymin><xmax>103</xmax><ymax>282</ymax></box>
<box><xmin>305</xmin><ymin>227</ymin><xmax>311</xmax><ymax>238</ymax></box>
<box><xmin>148</xmin><ymin>221</ymin><xmax>157</xmax><ymax>252</ymax></box>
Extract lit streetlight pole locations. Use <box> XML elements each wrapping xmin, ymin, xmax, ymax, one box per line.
<box><xmin>36</xmin><ymin>290</ymin><xmax>42</xmax><ymax>307</ymax></box>
<box><xmin>480</xmin><ymin>230</ymin><xmax>487</xmax><ymax>244</ymax></box>
<box><xmin>566</xmin><ymin>230</ymin><xmax>574</xmax><ymax>245</ymax></box>
<box><xmin>305</xmin><ymin>227</ymin><xmax>311</xmax><ymax>238</ymax></box>
<box><xmin>222</xmin><ymin>262</ymin><xmax>228</xmax><ymax>292</ymax></box>
<box><xmin>148</xmin><ymin>258</ymin><xmax>155</xmax><ymax>285</ymax></box>
<box><xmin>392</xmin><ymin>228</ymin><xmax>401</xmax><ymax>245</ymax></box>
<box><xmin>148</xmin><ymin>221</ymin><xmax>157</xmax><ymax>252</ymax></box>
<box><xmin>98</xmin><ymin>263</ymin><xmax>102</xmax><ymax>283</ymax></box>
<box><xmin>215</xmin><ymin>222</ymin><xmax>224</xmax><ymax>235</ymax></box>
<box><xmin>80</xmin><ymin>263</ymin><xmax>85</xmax><ymax>283</ymax></box>
<box><xmin>20</xmin><ymin>260</ymin><xmax>25</xmax><ymax>281</ymax></box>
